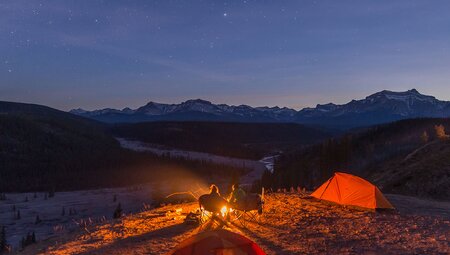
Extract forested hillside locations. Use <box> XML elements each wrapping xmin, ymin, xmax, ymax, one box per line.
<box><xmin>111</xmin><ymin>121</ymin><xmax>331</xmax><ymax>159</ymax></box>
<box><xmin>260</xmin><ymin>118</ymin><xmax>450</xmax><ymax>199</ymax></box>
<box><xmin>0</xmin><ymin>102</ymin><xmax>248</xmax><ymax>192</ymax></box>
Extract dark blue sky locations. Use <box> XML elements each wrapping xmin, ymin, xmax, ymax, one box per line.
<box><xmin>1</xmin><ymin>0</ymin><xmax>450</xmax><ymax>110</ymax></box>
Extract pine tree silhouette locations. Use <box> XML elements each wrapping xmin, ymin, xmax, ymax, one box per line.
<box><xmin>113</xmin><ymin>203</ymin><xmax>123</xmax><ymax>219</ymax></box>
<box><xmin>0</xmin><ymin>226</ymin><xmax>8</xmax><ymax>253</ymax></box>
<box><xmin>21</xmin><ymin>232</ymin><xmax>36</xmax><ymax>248</ymax></box>
<box><xmin>48</xmin><ymin>188</ymin><xmax>55</xmax><ymax>198</ymax></box>
<box><xmin>35</xmin><ymin>215</ymin><xmax>41</xmax><ymax>224</ymax></box>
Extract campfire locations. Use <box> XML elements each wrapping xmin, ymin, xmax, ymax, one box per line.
<box><xmin>220</xmin><ymin>206</ymin><xmax>228</xmax><ymax>217</ymax></box>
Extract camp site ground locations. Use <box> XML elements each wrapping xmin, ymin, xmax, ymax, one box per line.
<box><xmin>12</xmin><ymin>191</ymin><xmax>449</xmax><ymax>255</ymax></box>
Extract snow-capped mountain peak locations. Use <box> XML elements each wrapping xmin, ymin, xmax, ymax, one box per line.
<box><xmin>70</xmin><ymin>89</ymin><xmax>450</xmax><ymax>128</ymax></box>
<box><xmin>294</xmin><ymin>89</ymin><xmax>450</xmax><ymax>127</ymax></box>
<box><xmin>69</xmin><ymin>108</ymin><xmax>88</xmax><ymax>115</ymax></box>
<box><xmin>175</xmin><ymin>99</ymin><xmax>217</xmax><ymax>113</ymax></box>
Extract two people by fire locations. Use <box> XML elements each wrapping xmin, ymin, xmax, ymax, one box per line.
<box><xmin>208</xmin><ymin>183</ymin><xmax>247</xmax><ymax>209</ymax></box>
<box><xmin>198</xmin><ymin>183</ymin><xmax>263</xmax><ymax>226</ymax></box>
<box><xmin>199</xmin><ymin>184</ymin><xmax>246</xmax><ymax>217</ymax></box>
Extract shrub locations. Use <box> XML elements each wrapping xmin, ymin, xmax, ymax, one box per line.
<box><xmin>421</xmin><ymin>131</ymin><xmax>429</xmax><ymax>143</ymax></box>
<box><xmin>434</xmin><ymin>124</ymin><xmax>449</xmax><ymax>140</ymax></box>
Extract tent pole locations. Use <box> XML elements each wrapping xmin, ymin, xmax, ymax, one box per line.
<box><xmin>319</xmin><ymin>173</ymin><xmax>334</xmax><ymax>199</ymax></box>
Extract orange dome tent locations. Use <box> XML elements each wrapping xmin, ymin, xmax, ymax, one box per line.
<box><xmin>310</xmin><ymin>172</ymin><xmax>394</xmax><ymax>210</ymax></box>
<box><xmin>169</xmin><ymin>229</ymin><xmax>266</xmax><ymax>255</ymax></box>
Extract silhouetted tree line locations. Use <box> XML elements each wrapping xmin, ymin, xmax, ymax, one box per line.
<box><xmin>21</xmin><ymin>232</ymin><xmax>36</xmax><ymax>249</ymax></box>
<box><xmin>0</xmin><ymin>114</ymin><xmax>250</xmax><ymax>192</ymax></box>
<box><xmin>1</xmin><ymin>146</ymin><xmax>250</xmax><ymax>192</ymax></box>
<box><xmin>258</xmin><ymin>118</ymin><xmax>450</xmax><ymax>191</ymax></box>
<box><xmin>111</xmin><ymin>121</ymin><xmax>330</xmax><ymax>160</ymax></box>
<box><xmin>256</xmin><ymin>136</ymin><xmax>353</xmax><ymax>191</ymax></box>
<box><xmin>0</xmin><ymin>226</ymin><xmax>9</xmax><ymax>254</ymax></box>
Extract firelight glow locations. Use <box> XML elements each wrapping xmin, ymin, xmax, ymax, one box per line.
<box><xmin>221</xmin><ymin>206</ymin><xmax>228</xmax><ymax>217</ymax></box>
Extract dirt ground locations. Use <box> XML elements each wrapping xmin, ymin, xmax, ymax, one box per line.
<box><xmin>17</xmin><ymin>192</ymin><xmax>449</xmax><ymax>255</ymax></box>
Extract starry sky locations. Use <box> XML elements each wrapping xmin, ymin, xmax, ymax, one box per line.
<box><xmin>1</xmin><ymin>0</ymin><xmax>450</xmax><ymax>111</ymax></box>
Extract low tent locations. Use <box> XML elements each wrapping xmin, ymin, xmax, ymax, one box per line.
<box><xmin>169</xmin><ymin>229</ymin><xmax>266</xmax><ymax>255</ymax></box>
<box><xmin>310</xmin><ymin>172</ymin><xmax>394</xmax><ymax>210</ymax></box>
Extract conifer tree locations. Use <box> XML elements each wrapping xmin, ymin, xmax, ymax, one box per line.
<box><xmin>113</xmin><ymin>203</ymin><xmax>123</xmax><ymax>219</ymax></box>
<box><xmin>35</xmin><ymin>215</ymin><xmax>41</xmax><ymax>224</ymax></box>
<box><xmin>0</xmin><ymin>226</ymin><xmax>8</xmax><ymax>253</ymax></box>
<box><xmin>21</xmin><ymin>232</ymin><xmax>36</xmax><ymax>248</ymax></box>
<box><xmin>421</xmin><ymin>131</ymin><xmax>429</xmax><ymax>143</ymax></box>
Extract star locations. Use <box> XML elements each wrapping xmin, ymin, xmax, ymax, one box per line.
<box><xmin>223</xmin><ymin>13</ymin><xmax>228</xmax><ymax>17</ymax></box>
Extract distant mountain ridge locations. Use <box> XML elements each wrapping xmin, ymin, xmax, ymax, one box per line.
<box><xmin>295</xmin><ymin>89</ymin><xmax>450</xmax><ymax>128</ymax></box>
<box><xmin>70</xmin><ymin>89</ymin><xmax>450</xmax><ymax>128</ymax></box>
<box><xmin>70</xmin><ymin>98</ymin><xmax>297</xmax><ymax>123</ymax></box>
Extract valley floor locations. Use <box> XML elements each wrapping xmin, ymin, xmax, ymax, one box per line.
<box><xmin>116</xmin><ymin>137</ymin><xmax>269</xmax><ymax>185</ymax></box>
<box><xmin>19</xmin><ymin>192</ymin><xmax>449</xmax><ymax>255</ymax></box>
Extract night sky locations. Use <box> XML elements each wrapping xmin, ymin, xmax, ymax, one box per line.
<box><xmin>1</xmin><ymin>0</ymin><xmax>450</xmax><ymax>111</ymax></box>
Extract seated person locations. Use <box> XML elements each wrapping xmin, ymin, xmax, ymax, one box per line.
<box><xmin>228</xmin><ymin>183</ymin><xmax>246</xmax><ymax>208</ymax></box>
<box><xmin>203</xmin><ymin>184</ymin><xmax>227</xmax><ymax>213</ymax></box>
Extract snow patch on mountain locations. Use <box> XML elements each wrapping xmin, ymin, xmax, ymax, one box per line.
<box><xmin>70</xmin><ymin>89</ymin><xmax>450</xmax><ymax>128</ymax></box>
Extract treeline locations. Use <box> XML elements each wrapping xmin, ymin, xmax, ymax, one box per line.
<box><xmin>1</xmin><ymin>144</ymin><xmax>249</xmax><ymax>192</ymax></box>
<box><xmin>111</xmin><ymin>121</ymin><xmax>331</xmax><ymax>160</ymax></box>
<box><xmin>257</xmin><ymin>118</ymin><xmax>450</xmax><ymax>195</ymax></box>
<box><xmin>0</xmin><ymin>102</ymin><xmax>249</xmax><ymax>192</ymax></box>
<box><xmin>0</xmin><ymin>112</ymin><xmax>119</xmax><ymax>191</ymax></box>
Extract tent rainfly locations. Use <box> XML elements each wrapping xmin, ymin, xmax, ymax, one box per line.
<box><xmin>310</xmin><ymin>172</ymin><xmax>394</xmax><ymax>210</ymax></box>
<box><xmin>169</xmin><ymin>229</ymin><xmax>266</xmax><ymax>255</ymax></box>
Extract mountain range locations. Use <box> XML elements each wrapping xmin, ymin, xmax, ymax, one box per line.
<box><xmin>70</xmin><ymin>89</ymin><xmax>450</xmax><ymax>128</ymax></box>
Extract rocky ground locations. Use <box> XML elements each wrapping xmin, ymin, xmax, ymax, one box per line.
<box><xmin>17</xmin><ymin>192</ymin><xmax>449</xmax><ymax>255</ymax></box>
